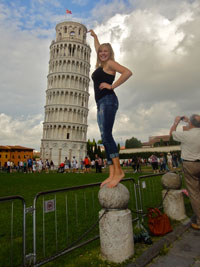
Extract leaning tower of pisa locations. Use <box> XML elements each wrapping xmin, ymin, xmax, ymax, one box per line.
<box><xmin>40</xmin><ymin>21</ymin><xmax>91</xmax><ymax>166</ymax></box>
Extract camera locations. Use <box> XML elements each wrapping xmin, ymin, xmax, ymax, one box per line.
<box><xmin>180</xmin><ymin>116</ymin><xmax>185</xmax><ymax>120</ymax></box>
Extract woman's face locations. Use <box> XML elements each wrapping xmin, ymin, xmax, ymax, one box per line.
<box><xmin>98</xmin><ymin>46</ymin><xmax>110</xmax><ymax>62</ymax></box>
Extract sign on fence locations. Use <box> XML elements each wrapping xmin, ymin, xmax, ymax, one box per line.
<box><xmin>44</xmin><ymin>199</ymin><xmax>55</xmax><ymax>213</ymax></box>
<box><xmin>142</xmin><ymin>181</ymin><xmax>146</xmax><ymax>189</ymax></box>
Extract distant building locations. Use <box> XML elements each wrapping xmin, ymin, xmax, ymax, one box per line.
<box><xmin>0</xmin><ymin>146</ymin><xmax>34</xmax><ymax>167</ymax></box>
<box><xmin>120</xmin><ymin>135</ymin><xmax>180</xmax><ymax>156</ymax></box>
<box><xmin>33</xmin><ymin>151</ymin><xmax>40</xmax><ymax>160</ymax></box>
<box><xmin>142</xmin><ymin>135</ymin><xmax>171</xmax><ymax>147</ymax></box>
<box><xmin>119</xmin><ymin>145</ymin><xmax>180</xmax><ymax>155</ymax></box>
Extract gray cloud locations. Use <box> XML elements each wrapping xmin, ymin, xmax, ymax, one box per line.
<box><xmin>0</xmin><ymin>22</ymin><xmax>50</xmax><ymax>117</ymax></box>
<box><xmin>0</xmin><ymin>113</ymin><xmax>43</xmax><ymax>150</ymax></box>
<box><xmin>0</xmin><ymin>0</ymin><xmax>199</xmax><ymax>151</ymax></box>
<box><xmin>129</xmin><ymin>0</ymin><xmax>198</xmax><ymax>19</ymax></box>
<box><xmin>88</xmin><ymin>0</ymin><xmax>200</xmax><ymax>143</ymax></box>
<box><xmin>91</xmin><ymin>0</ymin><xmax>129</xmax><ymax>22</ymax></box>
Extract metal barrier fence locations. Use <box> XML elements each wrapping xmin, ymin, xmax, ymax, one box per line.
<box><xmin>0</xmin><ymin>196</ymin><xmax>26</xmax><ymax>267</ymax></box>
<box><xmin>32</xmin><ymin>178</ymin><xmax>138</xmax><ymax>266</ymax></box>
<box><xmin>137</xmin><ymin>172</ymin><xmax>185</xmax><ymax>222</ymax></box>
<box><xmin>138</xmin><ymin>173</ymin><xmax>164</xmax><ymax>216</ymax></box>
<box><xmin>0</xmin><ymin>173</ymin><xmax>177</xmax><ymax>266</ymax></box>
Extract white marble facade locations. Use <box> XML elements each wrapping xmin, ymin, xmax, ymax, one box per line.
<box><xmin>41</xmin><ymin>21</ymin><xmax>91</xmax><ymax>166</ymax></box>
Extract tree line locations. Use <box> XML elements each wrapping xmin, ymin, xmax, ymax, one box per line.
<box><xmin>87</xmin><ymin>139</ymin><xmax>120</xmax><ymax>160</ymax></box>
<box><xmin>87</xmin><ymin>136</ymin><xmax>180</xmax><ymax>160</ymax></box>
<box><xmin>125</xmin><ymin>136</ymin><xmax>180</xmax><ymax>148</ymax></box>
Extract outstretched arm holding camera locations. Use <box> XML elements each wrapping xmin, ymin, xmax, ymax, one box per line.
<box><xmin>169</xmin><ymin>116</ymin><xmax>189</xmax><ymax>136</ymax></box>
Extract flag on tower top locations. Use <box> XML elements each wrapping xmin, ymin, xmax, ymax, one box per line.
<box><xmin>66</xmin><ymin>9</ymin><xmax>72</xmax><ymax>14</ymax></box>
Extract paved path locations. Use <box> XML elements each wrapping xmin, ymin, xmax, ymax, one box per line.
<box><xmin>148</xmin><ymin>227</ymin><xmax>200</xmax><ymax>267</ymax></box>
<box><xmin>127</xmin><ymin>216</ymin><xmax>200</xmax><ymax>267</ymax></box>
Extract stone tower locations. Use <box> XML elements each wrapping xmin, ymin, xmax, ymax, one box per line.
<box><xmin>40</xmin><ymin>21</ymin><xmax>91</xmax><ymax>166</ymax></box>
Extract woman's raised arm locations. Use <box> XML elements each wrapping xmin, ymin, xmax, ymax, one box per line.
<box><xmin>88</xmin><ymin>29</ymin><xmax>100</xmax><ymax>53</ymax></box>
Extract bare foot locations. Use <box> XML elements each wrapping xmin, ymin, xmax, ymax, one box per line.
<box><xmin>100</xmin><ymin>177</ymin><xmax>113</xmax><ymax>188</ymax></box>
<box><xmin>107</xmin><ymin>171</ymin><xmax>125</xmax><ymax>188</ymax></box>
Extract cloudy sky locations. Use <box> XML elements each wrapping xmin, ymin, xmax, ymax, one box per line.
<box><xmin>0</xmin><ymin>0</ymin><xmax>199</xmax><ymax>151</ymax></box>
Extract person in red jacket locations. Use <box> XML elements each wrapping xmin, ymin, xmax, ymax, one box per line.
<box><xmin>84</xmin><ymin>156</ymin><xmax>90</xmax><ymax>173</ymax></box>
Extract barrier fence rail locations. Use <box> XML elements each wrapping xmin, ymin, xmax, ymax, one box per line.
<box><xmin>32</xmin><ymin>178</ymin><xmax>138</xmax><ymax>266</ymax></box>
<box><xmin>0</xmin><ymin>195</ymin><xmax>26</xmax><ymax>267</ymax></box>
<box><xmin>137</xmin><ymin>173</ymin><xmax>164</xmax><ymax>216</ymax></box>
<box><xmin>0</xmin><ymin>173</ymin><xmax>181</xmax><ymax>266</ymax></box>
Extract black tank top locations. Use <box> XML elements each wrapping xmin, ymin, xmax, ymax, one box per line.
<box><xmin>92</xmin><ymin>67</ymin><xmax>115</xmax><ymax>103</ymax></box>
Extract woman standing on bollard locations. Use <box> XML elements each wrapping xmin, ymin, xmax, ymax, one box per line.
<box><xmin>88</xmin><ymin>29</ymin><xmax>132</xmax><ymax>188</ymax></box>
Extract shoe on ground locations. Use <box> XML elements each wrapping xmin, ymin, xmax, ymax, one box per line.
<box><xmin>140</xmin><ymin>230</ymin><xmax>153</xmax><ymax>245</ymax></box>
<box><xmin>134</xmin><ymin>230</ymin><xmax>153</xmax><ymax>245</ymax></box>
<box><xmin>133</xmin><ymin>233</ymin><xmax>143</xmax><ymax>243</ymax></box>
<box><xmin>191</xmin><ymin>223</ymin><xmax>200</xmax><ymax>230</ymax></box>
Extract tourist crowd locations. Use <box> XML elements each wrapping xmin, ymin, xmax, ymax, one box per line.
<box><xmin>121</xmin><ymin>152</ymin><xmax>181</xmax><ymax>174</ymax></box>
<box><xmin>2</xmin><ymin>152</ymin><xmax>181</xmax><ymax>174</ymax></box>
<box><xmin>2</xmin><ymin>154</ymin><xmax>105</xmax><ymax>174</ymax></box>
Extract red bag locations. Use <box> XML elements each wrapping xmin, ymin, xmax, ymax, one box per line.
<box><xmin>148</xmin><ymin>208</ymin><xmax>172</xmax><ymax>236</ymax></box>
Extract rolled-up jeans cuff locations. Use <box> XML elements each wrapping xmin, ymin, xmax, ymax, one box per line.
<box><xmin>107</xmin><ymin>160</ymin><xmax>113</xmax><ymax>165</ymax></box>
<box><xmin>110</xmin><ymin>153</ymin><xmax>119</xmax><ymax>159</ymax></box>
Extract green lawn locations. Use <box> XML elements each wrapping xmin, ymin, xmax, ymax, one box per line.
<box><xmin>0</xmin><ymin>167</ymin><xmax>191</xmax><ymax>267</ymax></box>
<box><xmin>0</xmin><ymin>171</ymin><xmax>108</xmax><ymax>203</ymax></box>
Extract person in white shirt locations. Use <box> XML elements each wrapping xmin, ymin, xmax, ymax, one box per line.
<box><xmin>7</xmin><ymin>160</ymin><xmax>11</xmax><ymax>173</ymax></box>
<box><xmin>72</xmin><ymin>156</ymin><xmax>77</xmax><ymax>173</ymax></box>
<box><xmin>37</xmin><ymin>159</ymin><xmax>43</xmax><ymax>173</ymax></box>
<box><xmin>169</xmin><ymin>114</ymin><xmax>200</xmax><ymax>230</ymax></box>
<box><xmin>19</xmin><ymin>160</ymin><xmax>23</xmax><ymax>172</ymax></box>
<box><xmin>167</xmin><ymin>152</ymin><xmax>173</xmax><ymax>170</ymax></box>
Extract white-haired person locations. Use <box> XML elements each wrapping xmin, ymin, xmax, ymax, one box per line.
<box><xmin>170</xmin><ymin>114</ymin><xmax>200</xmax><ymax>230</ymax></box>
<box><xmin>88</xmin><ymin>29</ymin><xmax>132</xmax><ymax>188</ymax></box>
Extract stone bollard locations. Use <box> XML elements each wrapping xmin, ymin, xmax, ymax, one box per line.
<box><xmin>162</xmin><ymin>189</ymin><xmax>187</xmax><ymax>221</ymax></box>
<box><xmin>161</xmin><ymin>172</ymin><xmax>187</xmax><ymax>221</ymax></box>
<box><xmin>98</xmin><ymin>183</ymin><xmax>134</xmax><ymax>263</ymax></box>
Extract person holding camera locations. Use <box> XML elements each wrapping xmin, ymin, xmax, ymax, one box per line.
<box><xmin>169</xmin><ymin>114</ymin><xmax>200</xmax><ymax>230</ymax></box>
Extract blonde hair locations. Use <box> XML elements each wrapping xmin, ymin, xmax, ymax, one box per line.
<box><xmin>96</xmin><ymin>43</ymin><xmax>115</xmax><ymax>69</ymax></box>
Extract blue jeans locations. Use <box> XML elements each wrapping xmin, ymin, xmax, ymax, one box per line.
<box><xmin>97</xmin><ymin>94</ymin><xmax>119</xmax><ymax>165</ymax></box>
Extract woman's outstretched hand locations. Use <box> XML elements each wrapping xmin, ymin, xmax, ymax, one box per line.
<box><xmin>88</xmin><ymin>29</ymin><xmax>96</xmax><ymax>37</ymax></box>
<box><xmin>88</xmin><ymin>29</ymin><xmax>100</xmax><ymax>52</ymax></box>
<box><xmin>99</xmin><ymin>82</ymin><xmax>112</xmax><ymax>90</ymax></box>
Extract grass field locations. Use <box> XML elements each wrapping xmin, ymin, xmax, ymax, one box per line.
<box><xmin>0</xmin><ymin>167</ymin><xmax>192</xmax><ymax>267</ymax></box>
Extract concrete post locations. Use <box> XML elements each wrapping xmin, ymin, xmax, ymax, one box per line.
<box><xmin>98</xmin><ymin>183</ymin><xmax>134</xmax><ymax>263</ymax></box>
<box><xmin>162</xmin><ymin>189</ymin><xmax>187</xmax><ymax>221</ymax></box>
<box><xmin>161</xmin><ymin>172</ymin><xmax>187</xmax><ymax>221</ymax></box>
